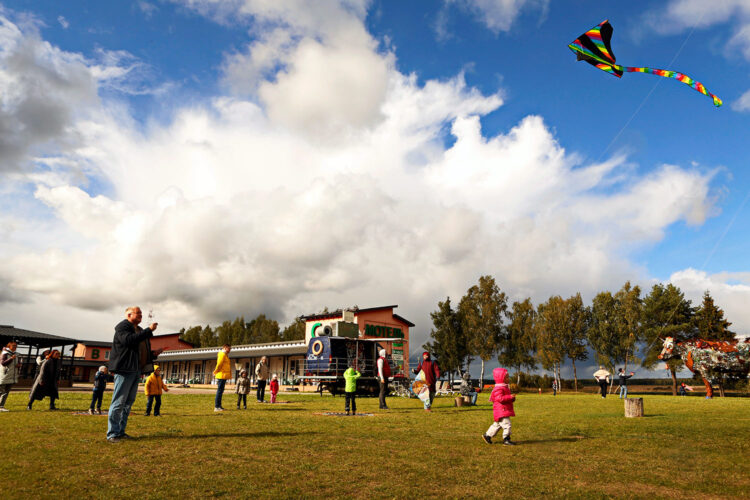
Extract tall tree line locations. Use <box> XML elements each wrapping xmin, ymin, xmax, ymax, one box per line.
<box><xmin>426</xmin><ymin>275</ymin><xmax>736</xmax><ymax>395</ymax></box>
<box><xmin>180</xmin><ymin>315</ymin><xmax>306</xmax><ymax>348</ymax></box>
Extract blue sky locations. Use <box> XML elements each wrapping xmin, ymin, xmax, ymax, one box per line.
<box><xmin>1</xmin><ymin>1</ymin><xmax>749</xmax><ymax>377</ymax></box>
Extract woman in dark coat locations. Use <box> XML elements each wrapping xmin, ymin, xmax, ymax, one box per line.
<box><xmin>28</xmin><ymin>350</ymin><xmax>61</xmax><ymax>410</ymax></box>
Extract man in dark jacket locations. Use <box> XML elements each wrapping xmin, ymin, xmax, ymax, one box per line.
<box><xmin>106</xmin><ymin>306</ymin><xmax>161</xmax><ymax>442</ymax></box>
<box><xmin>412</xmin><ymin>351</ymin><xmax>440</xmax><ymax>411</ymax></box>
<box><xmin>617</xmin><ymin>368</ymin><xmax>634</xmax><ymax>399</ymax></box>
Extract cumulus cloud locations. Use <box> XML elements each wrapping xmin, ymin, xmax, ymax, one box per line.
<box><xmin>0</xmin><ymin>2</ymin><xmax>736</xmax><ymax>348</ymax></box>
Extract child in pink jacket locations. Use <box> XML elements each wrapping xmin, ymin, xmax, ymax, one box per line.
<box><xmin>482</xmin><ymin>367</ymin><xmax>516</xmax><ymax>445</ymax></box>
<box><xmin>270</xmin><ymin>374</ymin><xmax>279</xmax><ymax>403</ymax></box>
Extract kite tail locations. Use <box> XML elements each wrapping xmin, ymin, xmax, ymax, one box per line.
<box><xmin>622</xmin><ymin>66</ymin><xmax>722</xmax><ymax>107</ymax></box>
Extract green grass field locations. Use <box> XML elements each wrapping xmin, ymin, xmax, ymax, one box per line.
<box><xmin>1</xmin><ymin>390</ymin><xmax>748</xmax><ymax>499</ymax></box>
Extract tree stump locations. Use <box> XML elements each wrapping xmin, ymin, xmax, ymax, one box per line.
<box><xmin>455</xmin><ymin>397</ymin><xmax>465</xmax><ymax>407</ymax></box>
<box><xmin>624</xmin><ymin>397</ymin><xmax>644</xmax><ymax>418</ymax></box>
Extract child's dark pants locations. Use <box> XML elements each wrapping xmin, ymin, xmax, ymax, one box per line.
<box><xmin>237</xmin><ymin>393</ymin><xmax>247</xmax><ymax>408</ymax></box>
<box><xmin>146</xmin><ymin>395</ymin><xmax>161</xmax><ymax>415</ymax></box>
<box><xmin>90</xmin><ymin>389</ymin><xmax>104</xmax><ymax>410</ymax></box>
<box><xmin>345</xmin><ymin>392</ymin><xmax>356</xmax><ymax>413</ymax></box>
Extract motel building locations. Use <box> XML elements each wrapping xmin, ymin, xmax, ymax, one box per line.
<box><xmin>155</xmin><ymin>305</ymin><xmax>413</xmax><ymax>388</ymax></box>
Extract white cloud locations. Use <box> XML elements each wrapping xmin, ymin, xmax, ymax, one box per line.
<box><xmin>0</xmin><ymin>2</ymin><xmax>734</xmax><ymax>349</ymax></box>
<box><xmin>669</xmin><ymin>268</ymin><xmax>750</xmax><ymax>337</ymax></box>
<box><xmin>643</xmin><ymin>0</ymin><xmax>750</xmax><ymax>62</ymax></box>
<box><xmin>732</xmin><ymin>88</ymin><xmax>750</xmax><ymax>111</ymax></box>
<box><xmin>447</xmin><ymin>0</ymin><xmax>549</xmax><ymax>33</ymax></box>
<box><xmin>57</xmin><ymin>16</ymin><xmax>69</xmax><ymax>29</ymax></box>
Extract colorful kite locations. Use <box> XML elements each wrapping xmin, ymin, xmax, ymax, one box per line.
<box><xmin>569</xmin><ymin>20</ymin><xmax>722</xmax><ymax>107</ymax></box>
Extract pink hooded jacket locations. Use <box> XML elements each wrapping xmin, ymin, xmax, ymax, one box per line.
<box><xmin>489</xmin><ymin>367</ymin><xmax>515</xmax><ymax>420</ymax></box>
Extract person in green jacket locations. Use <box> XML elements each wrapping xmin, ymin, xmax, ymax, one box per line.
<box><xmin>343</xmin><ymin>364</ymin><xmax>361</xmax><ymax>416</ymax></box>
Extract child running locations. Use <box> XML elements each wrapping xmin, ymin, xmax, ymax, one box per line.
<box><xmin>482</xmin><ymin>367</ymin><xmax>516</xmax><ymax>446</ymax></box>
<box><xmin>144</xmin><ymin>365</ymin><xmax>169</xmax><ymax>416</ymax></box>
<box><xmin>89</xmin><ymin>365</ymin><xmax>108</xmax><ymax>415</ymax></box>
<box><xmin>270</xmin><ymin>374</ymin><xmax>279</xmax><ymax>403</ymax></box>
<box><xmin>235</xmin><ymin>369</ymin><xmax>249</xmax><ymax>409</ymax></box>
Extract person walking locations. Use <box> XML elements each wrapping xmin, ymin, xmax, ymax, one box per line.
<box><xmin>255</xmin><ymin>356</ymin><xmax>269</xmax><ymax>403</ymax></box>
<box><xmin>0</xmin><ymin>341</ymin><xmax>21</xmax><ymax>411</ymax></box>
<box><xmin>106</xmin><ymin>306</ymin><xmax>161</xmax><ymax>443</ymax></box>
<box><xmin>377</xmin><ymin>349</ymin><xmax>391</xmax><ymax>410</ymax></box>
<box><xmin>144</xmin><ymin>365</ymin><xmax>169</xmax><ymax>416</ymax></box>
<box><xmin>617</xmin><ymin>368</ymin><xmax>634</xmax><ymax>399</ymax></box>
<box><xmin>27</xmin><ymin>350</ymin><xmax>61</xmax><ymax>410</ymax></box>
<box><xmin>482</xmin><ymin>367</ymin><xmax>516</xmax><ymax>445</ymax></box>
<box><xmin>213</xmin><ymin>344</ymin><xmax>231</xmax><ymax>412</ymax></box>
<box><xmin>412</xmin><ymin>351</ymin><xmax>440</xmax><ymax>411</ymax></box>
<box><xmin>551</xmin><ymin>378</ymin><xmax>558</xmax><ymax>396</ymax></box>
<box><xmin>89</xmin><ymin>365</ymin><xmax>109</xmax><ymax>415</ymax></box>
<box><xmin>235</xmin><ymin>369</ymin><xmax>249</xmax><ymax>409</ymax></box>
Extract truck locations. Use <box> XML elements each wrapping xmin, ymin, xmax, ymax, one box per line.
<box><xmin>303</xmin><ymin>335</ymin><xmax>407</xmax><ymax>395</ymax></box>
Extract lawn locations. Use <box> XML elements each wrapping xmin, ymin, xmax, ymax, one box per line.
<box><xmin>1</xmin><ymin>390</ymin><xmax>748</xmax><ymax>499</ymax></box>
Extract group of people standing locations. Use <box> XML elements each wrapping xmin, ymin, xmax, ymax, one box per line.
<box><xmin>1</xmin><ymin>341</ymin><xmax>64</xmax><ymax>412</ymax></box>
<box><xmin>594</xmin><ymin>366</ymin><xmax>635</xmax><ymax>399</ymax></box>
<box><xmin>212</xmin><ymin>346</ymin><xmax>279</xmax><ymax>411</ymax></box>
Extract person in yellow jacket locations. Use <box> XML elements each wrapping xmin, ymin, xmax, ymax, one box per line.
<box><xmin>144</xmin><ymin>365</ymin><xmax>169</xmax><ymax>416</ymax></box>
<box><xmin>213</xmin><ymin>344</ymin><xmax>232</xmax><ymax>412</ymax></box>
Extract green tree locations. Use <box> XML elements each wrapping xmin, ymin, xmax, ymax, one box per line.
<box><xmin>281</xmin><ymin>317</ymin><xmax>306</xmax><ymax>341</ymax></box>
<box><xmin>499</xmin><ymin>298</ymin><xmax>537</xmax><ymax>386</ymax></box>
<box><xmin>588</xmin><ymin>291</ymin><xmax>620</xmax><ymax>374</ymax></box>
<box><xmin>459</xmin><ymin>275</ymin><xmax>507</xmax><ymax>385</ymax></box>
<box><xmin>693</xmin><ymin>290</ymin><xmax>735</xmax><ymax>397</ymax></box>
<box><xmin>424</xmin><ymin>297</ymin><xmax>467</xmax><ymax>382</ymax></box>
<box><xmin>693</xmin><ymin>291</ymin><xmax>734</xmax><ymax>340</ymax></box>
<box><xmin>641</xmin><ymin>283</ymin><xmax>696</xmax><ymax>395</ymax></box>
<box><xmin>216</xmin><ymin>320</ymin><xmax>233</xmax><ymax>346</ymax></box>
<box><xmin>180</xmin><ymin>325</ymin><xmax>203</xmax><ymax>347</ymax></box>
<box><xmin>614</xmin><ymin>282</ymin><xmax>643</xmax><ymax>371</ymax></box>
<box><xmin>200</xmin><ymin>324</ymin><xmax>217</xmax><ymax>347</ymax></box>
<box><xmin>535</xmin><ymin>296</ymin><xmax>567</xmax><ymax>392</ymax></box>
<box><xmin>247</xmin><ymin>314</ymin><xmax>281</xmax><ymax>344</ymax></box>
<box><xmin>562</xmin><ymin>293</ymin><xmax>589</xmax><ymax>391</ymax></box>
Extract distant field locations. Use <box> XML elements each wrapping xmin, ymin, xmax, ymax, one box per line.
<box><xmin>1</xmin><ymin>390</ymin><xmax>748</xmax><ymax>499</ymax></box>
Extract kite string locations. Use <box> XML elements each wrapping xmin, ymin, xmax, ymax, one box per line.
<box><xmin>595</xmin><ymin>18</ymin><xmax>703</xmax><ymax>163</ymax></box>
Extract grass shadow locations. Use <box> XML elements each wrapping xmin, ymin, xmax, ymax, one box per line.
<box><xmin>519</xmin><ymin>436</ymin><xmax>589</xmax><ymax>444</ymax></box>
<box><xmin>136</xmin><ymin>430</ymin><xmax>311</xmax><ymax>440</ymax></box>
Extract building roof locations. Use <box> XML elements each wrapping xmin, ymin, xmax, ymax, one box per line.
<box><xmin>155</xmin><ymin>340</ymin><xmax>307</xmax><ymax>362</ymax></box>
<box><xmin>301</xmin><ymin>305</ymin><xmax>401</xmax><ymax>322</ymax></box>
<box><xmin>77</xmin><ymin>340</ymin><xmax>114</xmax><ymax>348</ymax></box>
<box><xmin>0</xmin><ymin>325</ymin><xmax>78</xmax><ymax>348</ymax></box>
<box><xmin>75</xmin><ymin>333</ymin><xmax>195</xmax><ymax>349</ymax></box>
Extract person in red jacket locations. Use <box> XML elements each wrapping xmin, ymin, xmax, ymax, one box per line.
<box><xmin>482</xmin><ymin>367</ymin><xmax>516</xmax><ymax>445</ymax></box>
<box><xmin>412</xmin><ymin>351</ymin><xmax>440</xmax><ymax>411</ymax></box>
<box><xmin>270</xmin><ymin>374</ymin><xmax>279</xmax><ymax>403</ymax></box>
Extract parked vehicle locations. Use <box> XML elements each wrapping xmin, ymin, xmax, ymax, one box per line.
<box><xmin>304</xmin><ymin>336</ymin><xmax>407</xmax><ymax>395</ymax></box>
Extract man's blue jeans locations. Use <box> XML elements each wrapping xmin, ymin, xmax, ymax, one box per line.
<box><xmin>107</xmin><ymin>372</ymin><xmax>140</xmax><ymax>439</ymax></box>
<box><xmin>215</xmin><ymin>378</ymin><xmax>227</xmax><ymax>408</ymax></box>
<box><xmin>619</xmin><ymin>385</ymin><xmax>628</xmax><ymax>398</ymax></box>
<box><xmin>469</xmin><ymin>391</ymin><xmax>478</xmax><ymax>406</ymax></box>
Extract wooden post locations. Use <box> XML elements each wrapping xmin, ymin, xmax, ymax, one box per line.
<box><xmin>624</xmin><ymin>397</ymin><xmax>644</xmax><ymax>418</ymax></box>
